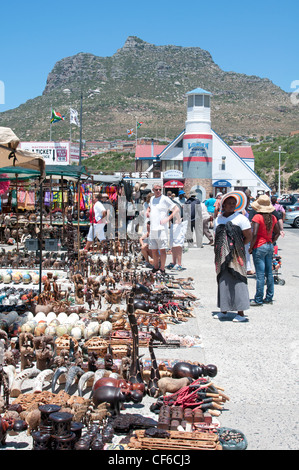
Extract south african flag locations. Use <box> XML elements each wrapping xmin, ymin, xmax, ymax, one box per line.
<box><xmin>51</xmin><ymin>109</ymin><xmax>65</xmax><ymax>123</ymax></box>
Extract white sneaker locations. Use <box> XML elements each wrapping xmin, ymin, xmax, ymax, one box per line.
<box><xmin>233</xmin><ymin>314</ymin><xmax>248</xmax><ymax>322</ymax></box>
<box><xmin>213</xmin><ymin>312</ymin><xmax>227</xmax><ymax>319</ymax></box>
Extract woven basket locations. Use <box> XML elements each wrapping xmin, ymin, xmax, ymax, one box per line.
<box><xmin>55</xmin><ymin>334</ymin><xmax>78</xmax><ymax>355</ymax></box>
<box><xmin>85</xmin><ymin>337</ymin><xmax>108</xmax><ymax>357</ymax></box>
<box><xmin>110</xmin><ymin>344</ymin><xmax>129</xmax><ymax>359</ymax></box>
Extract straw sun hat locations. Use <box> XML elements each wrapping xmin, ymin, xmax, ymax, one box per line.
<box><xmin>251</xmin><ymin>194</ymin><xmax>274</xmax><ymax>213</ymax></box>
<box><xmin>220</xmin><ymin>191</ymin><xmax>247</xmax><ymax>213</ymax></box>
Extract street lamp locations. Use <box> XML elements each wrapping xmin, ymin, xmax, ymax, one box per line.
<box><xmin>63</xmin><ymin>88</ymin><xmax>82</xmax><ymax>166</ymax></box>
<box><xmin>274</xmin><ymin>146</ymin><xmax>286</xmax><ymax>198</ymax></box>
<box><xmin>63</xmin><ymin>87</ymin><xmax>101</xmax><ymax>166</ymax></box>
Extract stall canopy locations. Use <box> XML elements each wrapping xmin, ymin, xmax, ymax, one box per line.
<box><xmin>0</xmin><ymin>164</ymin><xmax>90</xmax><ymax>181</ymax></box>
<box><xmin>0</xmin><ymin>127</ymin><xmax>45</xmax><ymax>176</ymax></box>
<box><xmin>81</xmin><ymin>174</ymin><xmax>123</xmax><ymax>184</ymax></box>
<box><xmin>45</xmin><ymin>165</ymin><xmax>90</xmax><ymax>179</ymax></box>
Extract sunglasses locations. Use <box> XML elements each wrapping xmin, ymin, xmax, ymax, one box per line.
<box><xmin>153</xmin><ymin>188</ymin><xmax>161</xmax><ymax>191</ymax></box>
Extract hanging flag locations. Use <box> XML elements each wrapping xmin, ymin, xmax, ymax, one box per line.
<box><xmin>51</xmin><ymin>109</ymin><xmax>65</xmax><ymax>123</ymax></box>
<box><xmin>70</xmin><ymin>108</ymin><xmax>80</xmax><ymax>127</ymax></box>
<box><xmin>137</xmin><ymin>121</ymin><xmax>143</xmax><ymax>129</ymax></box>
<box><xmin>127</xmin><ymin>128</ymin><xmax>134</xmax><ymax>137</ymax></box>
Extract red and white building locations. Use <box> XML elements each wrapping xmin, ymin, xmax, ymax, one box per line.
<box><xmin>135</xmin><ymin>87</ymin><xmax>270</xmax><ymax>199</ymax></box>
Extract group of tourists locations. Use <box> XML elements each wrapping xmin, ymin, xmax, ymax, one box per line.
<box><xmin>84</xmin><ymin>184</ymin><xmax>282</xmax><ymax>324</ymax></box>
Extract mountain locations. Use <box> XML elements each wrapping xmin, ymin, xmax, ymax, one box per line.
<box><xmin>0</xmin><ymin>36</ymin><xmax>298</xmax><ymax>142</ymax></box>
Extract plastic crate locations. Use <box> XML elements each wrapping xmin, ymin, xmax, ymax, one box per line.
<box><xmin>45</xmin><ymin>239</ymin><xmax>58</xmax><ymax>251</ymax></box>
<box><xmin>25</xmin><ymin>239</ymin><xmax>39</xmax><ymax>251</ymax></box>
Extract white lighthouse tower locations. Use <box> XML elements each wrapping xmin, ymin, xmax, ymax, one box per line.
<box><xmin>183</xmin><ymin>88</ymin><xmax>213</xmax><ymax>180</ymax></box>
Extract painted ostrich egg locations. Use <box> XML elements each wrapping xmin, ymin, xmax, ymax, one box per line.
<box><xmin>32</xmin><ymin>273</ymin><xmax>40</xmax><ymax>284</ymax></box>
<box><xmin>3</xmin><ymin>273</ymin><xmax>12</xmax><ymax>284</ymax></box>
<box><xmin>34</xmin><ymin>321</ymin><xmax>47</xmax><ymax>336</ymax></box>
<box><xmin>85</xmin><ymin>321</ymin><xmax>99</xmax><ymax>339</ymax></box>
<box><xmin>71</xmin><ymin>326</ymin><xmax>82</xmax><ymax>340</ymax></box>
<box><xmin>35</xmin><ymin>312</ymin><xmax>47</xmax><ymax>323</ymax></box>
<box><xmin>57</xmin><ymin>312</ymin><xmax>68</xmax><ymax>324</ymax></box>
<box><xmin>55</xmin><ymin>324</ymin><xmax>69</xmax><ymax>336</ymax></box>
<box><xmin>46</xmin><ymin>312</ymin><xmax>57</xmax><ymax>324</ymax></box>
<box><xmin>22</xmin><ymin>273</ymin><xmax>32</xmax><ymax>284</ymax></box>
<box><xmin>99</xmin><ymin>321</ymin><xmax>112</xmax><ymax>337</ymax></box>
<box><xmin>45</xmin><ymin>325</ymin><xmax>56</xmax><ymax>336</ymax></box>
<box><xmin>12</xmin><ymin>272</ymin><xmax>22</xmax><ymax>284</ymax></box>
<box><xmin>68</xmin><ymin>313</ymin><xmax>79</xmax><ymax>324</ymax></box>
<box><xmin>21</xmin><ymin>320</ymin><xmax>36</xmax><ymax>333</ymax></box>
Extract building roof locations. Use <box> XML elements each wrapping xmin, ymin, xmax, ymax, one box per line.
<box><xmin>135</xmin><ymin>144</ymin><xmax>167</xmax><ymax>159</ymax></box>
<box><xmin>186</xmin><ymin>87</ymin><xmax>212</xmax><ymax>95</ymax></box>
<box><xmin>231</xmin><ymin>146</ymin><xmax>254</xmax><ymax>159</ymax></box>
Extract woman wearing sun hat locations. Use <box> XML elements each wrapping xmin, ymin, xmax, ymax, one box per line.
<box><xmin>213</xmin><ymin>191</ymin><xmax>252</xmax><ymax>322</ymax></box>
<box><xmin>248</xmin><ymin>195</ymin><xmax>280</xmax><ymax>306</ymax></box>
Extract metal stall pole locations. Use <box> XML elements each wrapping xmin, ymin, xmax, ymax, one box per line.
<box><xmin>77</xmin><ymin>178</ymin><xmax>81</xmax><ymax>267</ymax></box>
<box><xmin>38</xmin><ymin>177</ymin><xmax>43</xmax><ymax>296</ymax></box>
<box><xmin>15</xmin><ymin>175</ymin><xmax>19</xmax><ymax>252</ymax></box>
<box><xmin>61</xmin><ymin>175</ymin><xmax>65</xmax><ymax>247</ymax></box>
<box><xmin>50</xmin><ymin>175</ymin><xmax>53</xmax><ymax>226</ymax></box>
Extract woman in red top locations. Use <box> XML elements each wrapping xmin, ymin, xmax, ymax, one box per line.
<box><xmin>249</xmin><ymin>195</ymin><xmax>280</xmax><ymax>306</ymax></box>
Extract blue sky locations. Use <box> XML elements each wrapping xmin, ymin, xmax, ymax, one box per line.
<box><xmin>0</xmin><ymin>0</ymin><xmax>298</xmax><ymax>112</ymax></box>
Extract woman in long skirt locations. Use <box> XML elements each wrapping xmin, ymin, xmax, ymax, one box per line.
<box><xmin>213</xmin><ymin>191</ymin><xmax>252</xmax><ymax>322</ymax></box>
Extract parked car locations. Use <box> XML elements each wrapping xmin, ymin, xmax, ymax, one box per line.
<box><xmin>284</xmin><ymin>203</ymin><xmax>299</xmax><ymax>212</ymax></box>
<box><xmin>284</xmin><ymin>209</ymin><xmax>299</xmax><ymax>228</ymax></box>
<box><xmin>280</xmin><ymin>194</ymin><xmax>299</xmax><ymax>208</ymax></box>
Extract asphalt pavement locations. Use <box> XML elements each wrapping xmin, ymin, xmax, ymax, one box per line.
<box><xmin>162</xmin><ymin>224</ymin><xmax>298</xmax><ymax>450</ymax></box>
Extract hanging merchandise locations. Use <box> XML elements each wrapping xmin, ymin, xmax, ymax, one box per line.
<box><xmin>44</xmin><ymin>191</ymin><xmax>53</xmax><ymax>207</ymax></box>
<box><xmin>0</xmin><ymin>176</ymin><xmax>10</xmax><ymax>195</ymax></box>
<box><xmin>11</xmin><ymin>189</ymin><xmax>17</xmax><ymax>207</ymax></box>
<box><xmin>80</xmin><ymin>185</ymin><xmax>86</xmax><ymax>210</ymax></box>
<box><xmin>17</xmin><ymin>188</ymin><xmax>26</xmax><ymax>209</ymax></box>
<box><xmin>25</xmin><ymin>190</ymin><xmax>35</xmax><ymax>210</ymax></box>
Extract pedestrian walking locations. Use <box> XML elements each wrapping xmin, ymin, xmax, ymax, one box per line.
<box><xmin>185</xmin><ymin>191</ymin><xmax>203</xmax><ymax>247</ymax></box>
<box><xmin>213</xmin><ymin>192</ymin><xmax>223</xmax><ymax>219</ymax></box>
<box><xmin>249</xmin><ymin>195</ymin><xmax>280</xmax><ymax>306</ymax></box>
<box><xmin>204</xmin><ymin>192</ymin><xmax>216</xmax><ymax>217</ymax></box>
<box><xmin>139</xmin><ymin>220</ymin><xmax>153</xmax><ymax>268</ymax></box>
<box><xmin>213</xmin><ymin>191</ymin><xmax>252</xmax><ymax>322</ymax></box>
<box><xmin>201</xmin><ymin>200</ymin><xmax>214</xmax><ymax>246</ymax></box>
<box><xmin>244</xmin><ymin>189</ymin><xmax>254</xmax><ymax>275</ymax></box>
<box><xmin>169</xmin><ymin>218</ymin><xmax>188</xmax><ymax>270</ymax></box>
<box><xmin>84</xmin><ymin>193</ymin><xmax>107</xmax><ymax>251</ymax></box>
<box><xmin>146</xmin><ymin>183</ymin><xmax>179</xmax><ymax>274</ymax></box>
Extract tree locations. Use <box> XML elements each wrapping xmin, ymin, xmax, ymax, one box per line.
<box><xmin>288</xmin><ymin>171</ymin><xmax>299</xmax><ymax>190</ymax></box>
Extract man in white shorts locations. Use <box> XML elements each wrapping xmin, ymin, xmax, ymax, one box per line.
<box><xmin>84</xmin><ymin>193</ymin><xmax>107</xmax><ymax>251</ymax></box>
<box><xmin>146</xmin><ymin>184</ymin><xmax>179</xmax><ymax>274</ymax></box>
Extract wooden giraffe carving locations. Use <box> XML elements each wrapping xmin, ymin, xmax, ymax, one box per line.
<box><xmin>147</xmin><ymin>328</ymin><xmax>166</xmax><ymax>398</ymax></box>
<box><xmin>127</xmin><ymin>291</ymin><xmax>144</xmax><ymax>388</ymax></box>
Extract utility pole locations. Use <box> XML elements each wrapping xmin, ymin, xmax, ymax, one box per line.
<box><xmin>79</xmin><ymin>90</ymin><xmax>83</xmax><ymax>166</ymax></box>
<box><xmin>273</xmin><ymin>146</ymin><xmax>286</xmax><ymax>198</ymax></box>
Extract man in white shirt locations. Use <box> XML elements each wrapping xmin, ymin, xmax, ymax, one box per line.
<box><xmin>84</xmin><ymin>193</ymin><xmax>107</xmax><ymax>251</ymax></box>
<box><xmin>146</xmin><ymin>184</ymin><xmax>179</xmax><ymax>273</ymax></box>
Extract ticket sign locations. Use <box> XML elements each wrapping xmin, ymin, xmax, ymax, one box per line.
<box><xmin>19</xmin><ymin>141</ymin><xmax>70</xmax><ymax>165</ymax></box>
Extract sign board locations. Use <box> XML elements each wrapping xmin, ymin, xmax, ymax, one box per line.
<box><xmin>19</xmin><ymin>141</ymin><xmax>79</xmax><ymax>165</ymax></box>
<box><xmin>213</xmin><ymin>180</ymin><xmax>231</xmax><ymax>187</ymax></box>
<box><xmin>163</xmin><ymin>170</ymin><xmax>183</xmax><ymax>179</ymax></box>
<box><xmin>164</xmin><ymin>180</ymin><xmax>184</xmax><ymax>188</ymax></box>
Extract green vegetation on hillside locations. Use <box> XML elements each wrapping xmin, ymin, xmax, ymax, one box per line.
<box><xmin>253</xmin><ymin>134</ymin><xmax>299</xmax><ymax>190</ymax></box>
<box><xmin>84</xmin><ymin>151</ymin><xmax>135</xmax><ymax>173</ymax></box>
